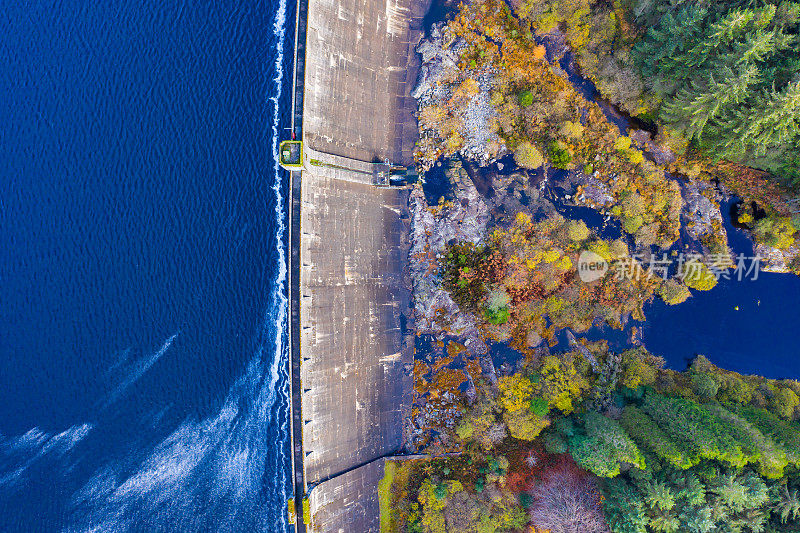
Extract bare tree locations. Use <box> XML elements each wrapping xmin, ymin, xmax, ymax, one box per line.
<box><xmin>528</xmin><ymin>464</ymin><xmax>610</xmax><ymax>533</ymax></box>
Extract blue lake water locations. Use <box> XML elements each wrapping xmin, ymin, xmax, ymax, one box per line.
<box><xmin>554</xmin><ymin>194</ymin><xmax>800</xmax><ymax>380</ymax></box>
<box><xmin>642</xmin><ymin>201</ymin><xmax>800</xmax><ymax>379</ymax></box>
<box><xmin>0</xmin><ymin>2</ymin><xmax>293</xmax><ymax>531</ymax></box>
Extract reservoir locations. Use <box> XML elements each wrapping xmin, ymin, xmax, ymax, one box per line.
<box><xmin>0</xmin><ymin>1</ymin><xmax>293</xmax><ymax>530</ymax></box>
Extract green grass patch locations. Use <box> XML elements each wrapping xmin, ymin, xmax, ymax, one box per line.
<box><xmin>378</xmin><ymin>461</ymin><xmax>397</xmax><ymax>533</ymax></box>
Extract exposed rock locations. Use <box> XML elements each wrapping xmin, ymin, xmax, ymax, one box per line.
<box><xmin>536</xmin><ymin>28</ymin><xmax>569</xmax><ymax>63</ymax></box>
<box><xmin>460</xmin><ymin>69</ymin><xmax>502</xmax><ymax>164</ymax></box>
<box><xmin>413</xmin><ymin>23</ymin><xmax>504</xmax><ymax>167</ymax></box>
<box><xmin>493</xmin><ymin>171</ymin><xmax>526</xmax><ymax>191</ymax></box>
<box><xmin>526</xmin><ymin>330</ymin><xmax>542</xmax><ymax>348</ymax></box>
<box><xmin>681</xmin><ymin>179</ymin><xmax>729</xmax><ymax>255</ymax></box>
<box><xmin>576</xmin><ymin>174</ymin><xmax>615</xmax><ymax>209</ymax></box>
<box><xmin>630</xmin><ymin>129</ymin><xmax>676</xmax><ymax>166</ymax></box>
<box><xmin>412</xmin><ymin>24</ymin><xmax>463</xmax><ymax>101</ymax></box>
<box><xmin>756</xmin><ymin>243</ymin><xmax>799</xmax><ymax>273</ymax></box>
<box><xmin>409</xmin><ymin>161</ymin><xmax>491</xmax><ymax>355</ymax></box>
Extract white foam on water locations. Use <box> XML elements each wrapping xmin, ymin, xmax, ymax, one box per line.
<box><xmin>104</xmin><ymin>332</ymin><xmax>180</xmax><ymax>408</ymax></box>
<box><xmin>0</xmin><ymin>424</ymin><xmax>94</xmax><ymax>488</ymax></box>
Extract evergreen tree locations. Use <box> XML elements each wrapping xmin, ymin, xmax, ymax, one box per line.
<box><xmin>711</xmin><ymin>473</ymin><xmax>751</xmax><ymax>513</ymax></box>
<box><xmin>644</xmin><ymin>480</ymin><xmax>677</xmax><ymax>512</ymax></box>
<box><xmin>603</xmin><ymin>478</ymin><xmax>649</xmax><ymax>533</ymax></box>
<box><xmin>772</xmin><ymin>484</ymin><xmax>800</xmax><ymax>524</ymax></box>
<box><xmin>710</xmin><ymin>77</ymin><xmax>800</xmax><ymax>162</ymax></box>
<box><xmin>620</xmin><ymin>405</ymin><xmax>698</xmax><ymax>469</ymax></box>
<box><xmin>675</xmin><ymin>471</ymin><xmax>708</xmax><ymax>507</ymax></box>
<box><xmin>660</xmin><ymin>64</ymin><xmax>760</xmax><ymax>140</ymax></box>
<box><xmin>634</xmin><ymin>0</ymin><xmax>800</xmax><ymax>179</ymax></box>
<box><xmin>569</xmin><ymin>411</ymin><xmax>645</xmax><ymax>478</ymax></box>
<box><xmin>648</xmin><ymin>510</ymin><xmax>680</xmax><ymax>533</ymax></box>
<box><xmin>634</xmin><ymin>5</ymin><xmax>708</xmax><ymax>83</ymax></box>
<box><xmin>680</xmin><ymin>505</ymin><xmax>715</xmax><ymax>533</ymax></box>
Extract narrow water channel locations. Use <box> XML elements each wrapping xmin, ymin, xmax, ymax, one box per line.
<box><xmin>550</xmin><ymin>40</ymin><xmax>800</xmax><ymax>379</ymax></box>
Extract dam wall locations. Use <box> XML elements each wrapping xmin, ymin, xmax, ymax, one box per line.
<box><xmin>302</xmin><ymin>0</ymin><xmax>427</xmax><ymax>166</ymax></box>
<box><xmin>300</xmin><ymin>169</ymin><xmax>412</xmax><ymax>485</ymax></box>
<box><xmin>305</xmin><ymin>458</ymin><xmax>387</xmax><ymax>533</ymax></box>
<box><xmin>295</xmin><ymin>0</ymin><xmax>429</xmax><ymax>530</ymax></box>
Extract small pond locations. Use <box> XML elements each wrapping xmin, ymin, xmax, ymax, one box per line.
<box><xmin>641</xmin><ymin>201</ymin><xmax>800</xmax><ymax>379</ymax></box>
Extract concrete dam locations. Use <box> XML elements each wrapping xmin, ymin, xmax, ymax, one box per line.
<box><xmin>286</xmin><ymin>0</ymin><xmax>429</xmax><ymax>530</ymax></box>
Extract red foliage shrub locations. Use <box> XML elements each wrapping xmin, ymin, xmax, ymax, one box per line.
<box><xmin>715</xmin><ymin>162</ymin><xmax>792</xmax><ymax>216</ymax></box>
<box><xmin>505</xmin><ymin>471</ymin><xmax>528</xmax><ymax>493</ymax></box>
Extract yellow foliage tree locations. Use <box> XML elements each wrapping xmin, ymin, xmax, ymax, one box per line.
<box><xmin>498</xmin><ymin>374</ymin><xmax>533</xmax><ymax>412</ymax></box>
<box><xmin>534</xmin><ymin>356</ymin><xmax>586</xmax><ymax>414</ymax></box>
<box><xmin>504</xmin><ymin>408</ymin><xmax>550</xmax><ymax>440</ymax></box>
<box><xmin>514</xmin><ymin>141</ymin><xmax>545</xmax><ymax>169</ymax></box>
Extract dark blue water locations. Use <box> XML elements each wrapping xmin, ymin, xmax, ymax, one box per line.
<box><xmin>643</xmin><ymin>201</ymin><xmax>800</xmax><ymax>379</ymax></box>
<box><xmin>0</xmin><ymin>2</ymin><xmax>293</xmax><ymax>531</ymax></box>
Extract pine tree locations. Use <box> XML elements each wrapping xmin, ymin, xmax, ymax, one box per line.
<box><xmin>711</xmin><ymin>473</ymin><xmax>750</xmax><ymax>513</ymax></box>
<box><xmin>603</xmin><ymin>479</ymin><xmax>649</xmax><ymax>533</ymax></box>
<box><xmin>648</xmin><ymin>510</ymin><xmax>680</xmax><ymax>533</ymax></box>
<box><xmin>635</xmin><ymin>1</ymin><xmax>800</xmax><ymax>178</ymax></box>
<box><xmin>660</xmin><ymin>64</ymin><xmax>760</xmax><ymax>140</ymax></box>
<box><xmin>732</xmin><ymin>27</ymin><xmax>795</xmax><ymax>66</ymax></box>
<box><xmin>713</xmin><ymin>77</ymin><xmax>800</xmax><ymax>159</ymax></box>
<box><xmin>773</xmin><ymin>485</ymin><xmax>800</xmax><ymax>524</ymax></box>
<box><xmin>679</xmin><ymin>505</ymin><xmax>715</xmax><ymax>533</ymax></box>
<box><xmin>645</xmin><ymin>480</ymin><xmax>677</xmax><ymax>512</ymax></box>
<box><xmin>634</xmin><ymin>6</ymin><xmax>709</xmax><ymax>89</ymax></box>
